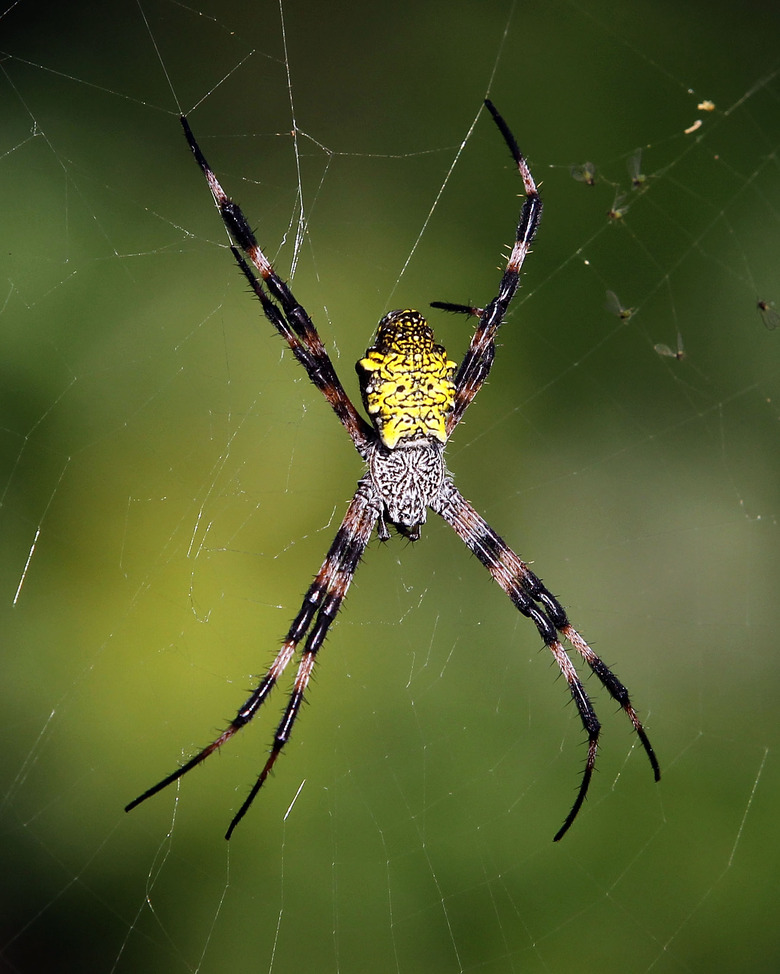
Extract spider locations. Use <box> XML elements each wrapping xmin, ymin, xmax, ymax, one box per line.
<box><xmin>126</xmin><ymin>101</ymin><xmax>660</xmax><ymax>841</ymax></box>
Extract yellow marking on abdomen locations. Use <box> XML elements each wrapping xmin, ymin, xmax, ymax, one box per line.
<box><xmin>357</xmin><ymin>310</ymin><xmax>456</xmax><ymax>449</ymax></box>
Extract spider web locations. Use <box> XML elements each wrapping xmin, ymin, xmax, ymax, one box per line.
<box><xmin>2</xmin><ymin>0</ymin><xmax>780</xmax><ymax>971</ymax></box>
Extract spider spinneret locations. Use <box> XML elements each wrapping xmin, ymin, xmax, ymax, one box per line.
<box><xmin>126</xmin><ymin>101</ymin><xmax>659</xmax><ymax>842</ymax></box>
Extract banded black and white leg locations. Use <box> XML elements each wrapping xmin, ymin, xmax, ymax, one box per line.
<box><xmin>180</xmin><ymin>116</ymin><xmax>373</xmax><ymax>457</ymax></box>
<box><xmin>126</xmin><ymin>488</ymin><xmax>379</xmax><ymax>838</ymax></box>
<box><xmin>431</xmin><ymin>100</ymin><xmax>544</xmax><ymax>435</ymax></box>
<box><xmin>433</xmin><ymin>481</ymin><xmax>660</xmax><ymax>840</ymax></box>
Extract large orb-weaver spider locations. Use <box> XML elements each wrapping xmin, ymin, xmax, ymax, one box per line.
<box><xmin>126</xmin><ymin>101</ymin><xmax>660</xmax><ymax>841</ymax></box>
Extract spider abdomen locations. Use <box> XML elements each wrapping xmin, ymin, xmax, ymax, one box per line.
<box><xmin>357</xmin><ymin>309</ymin><xmax>456</xmax><ymax>449</ymax></box>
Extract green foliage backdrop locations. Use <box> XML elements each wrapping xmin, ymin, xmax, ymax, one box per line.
<box><xmin>2</xmin><ymin>1</ymin><xmax>779</xmax><ymax>971</ymax></box>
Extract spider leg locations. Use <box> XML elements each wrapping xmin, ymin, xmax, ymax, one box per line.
<box><xmin>180</xmin><ymin>115</ymin><xmax>373</xmax><ymax>456</ymax></box>
<box><xmin>126</xmin><ymin>485</ymin><xmax>378</xmax><ymax>838</ymax></box>
<box><xmin>429</xmin><ymin>301</ymin><xmax>484</xmax><ymax>319</ymax></box>
<box><xmin>561</xmin><ymin>624</ymin><xmax>660</xmax><ymax>782</ymax></box>
<box><xmin>432</xmin><ymin>481</ymin><xmax>659</xmax><ymax>840</ymax></box>
<box><xmin>438</xmin><ymin>100</ymin><xmax>543</xmax><ymax>436</ymax></box>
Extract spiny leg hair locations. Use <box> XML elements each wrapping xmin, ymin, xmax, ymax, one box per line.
<box><xmin>126</xmin><ymin>490</ymin><xmax>378</xmax><ymax>839</ymax></box>
<box><xmin>433</xmin><ymin>481</ymin><xmax>659</xmax><ymax>840</ymax></box>
<box><xmin>431</xmin><ymin>99</ymin><xmax>543</xmax><ymax>435</ymax></box>
<box><xmin>180</xmin><ymin>116</ymin><xmax>372</xmax><ymax>455</ymax></box>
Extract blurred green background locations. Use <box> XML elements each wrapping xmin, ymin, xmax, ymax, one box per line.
<box><xmin>2</xmin><ymin>0</ymin><xmax>780</xmax><ymax>971</ymax></box>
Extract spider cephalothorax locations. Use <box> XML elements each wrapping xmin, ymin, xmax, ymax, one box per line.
<box><xmin>127</xmin><ymin>102</ymin><xmax>659</xmax><ymax>842</ymax></box>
